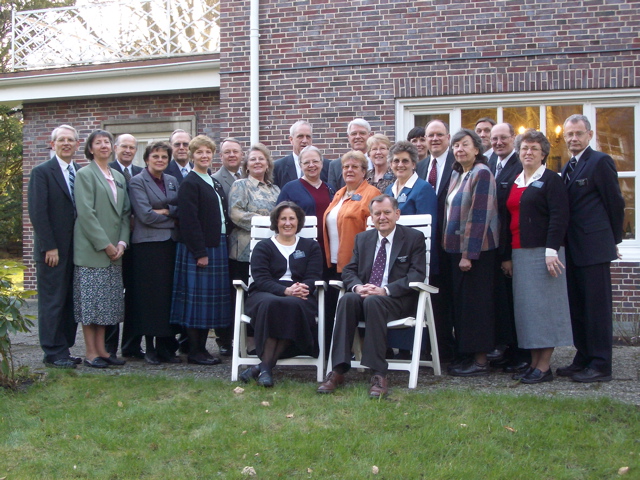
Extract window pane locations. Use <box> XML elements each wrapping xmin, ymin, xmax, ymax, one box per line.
<box><xmin>461</xmin><ymin>109</ymin><xmax>497</xmax><ymax>130</ymax></box>
<box><xmin>621</xmin><ymin>177</ymin><xmax>635</xmax><ymax>240</ymax></box>
<box><xmin>596</xmin><ymin>107</ymin><xmax>635</xmax><ymax>173</ymax></box>
<box><xmin>546</xmin><ymin>105</ymin><xmax>583</xmax><ymax>173</ymax></box>
<box><xmin>504</xmin><ymin>107</ymin><xmax>540</xmax><ymax>134</ymax></box>
<box><xmin>414</xmin><ymin>114</ymin><xmax>451</xmax><ymax>129</ymax></box>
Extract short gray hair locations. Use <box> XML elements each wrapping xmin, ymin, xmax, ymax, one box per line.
<box><xmin>564</xmin><ymin>114</ymin><xmax>591</xmax><ymax>131</ymax></box>
<box><xmin>51</xmin><ymin>125</ymin><xmax>79</xmax><ymax>142</ymax></box>
<box><xmin>347</xmin><ymin>118</ymin><xmax>371</xmax><ymax>135</ymax></box>
<box><xmin>290</xmin><ymin>120</ymin><xmax>312</xmax><ymax>137</ymax></box>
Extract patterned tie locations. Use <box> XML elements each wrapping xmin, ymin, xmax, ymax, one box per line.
<box><xmin>368</xmin><ymin>237</ymin><xmax>388</xmax><ymax>287</ymax></box>
<box><xmin>495</xmin><ymin>161</ymin><xmax>503</xmax><ymax>180</ymax></box>
<box><xmin>564</xmin><ymin>157</ymin><xmax>577</xmax><ymax>185</ymax></box>
<box><xmin>181</xmin><ymin>167</ymin><xmax>188</xmax><ymax>178</ymax></box>
<box><xmin>123</xmin><ymin>166</ymin><xmax>131</xmax><ymax>183</ymax></box>
<box><xmin>234</xmin><ymin>171</ymin><xmax>241</xmax><ymax>180</ymax></box>
<box><xmin>67</xmin><ymin>164</ymin><xmax>75</xmax><ymax>200</ymax></box>
<box><xmin>428</xmin><ymin>158</ymin><xmax>437</xmax><ymax>189</ymax></box>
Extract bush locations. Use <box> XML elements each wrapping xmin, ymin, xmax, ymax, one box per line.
<box><xmin>0</xmin><ymin>263</ymin><xmax>35</xmax><ymax>389</ymax></box>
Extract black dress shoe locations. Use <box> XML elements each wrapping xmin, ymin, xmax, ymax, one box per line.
<box><xmin>83</xmin><ymin>357</ymin><xmax>109</xmax><ymax>368</ymax></box>
<box><xmin>158</xmin><ymin>354</ymin><xmax>182</xmax><ymax>364</ymax></box>
<box><xmin>520</xmin><ymin>368</ymin><xmax>553</xmax><ymax>384</ymax></box>
<box><xmin>503</xmin><ymin>361</ymin><xmax>530</xmax><ymax>374</ymax></box>
<box><xmin>571</xmin><ymin>367</ymin><xmax>612</xmax><ymax>383</ymax></box>
<box><xmin>512</xmin><ymin>367</ymin><xmax>533</xmax><ymax>380</ymax></box>
<box><xmin>44</xmin><ymin>358</ymin><xmax>77</xmax><ymax>369</ymax></box>
<box><xmin>101</xmin><ymin>355</ymin><xmax>126</xmax><ymax>366</ymax></box>
<box><xmin>145</xmin><ymin>352</ymin><xmax>161</xmax><ymax>365</ymax></box>
<box><xmin>257</xmin><ymin>370</ymin><xmax>274</xmax><ymax>387</ymax></box>
<box><xmin>187</xmin><ymin>354</ymin><xmax>221</xmax><ymax>365</ymax></box>
<box><xmin>486</xmin><ymin>348</ymin><xmax>505</xmax><ymax>362</ymax></box>
<box><xmin>218</xmin><ymin>345</ymin><xmax>233</xmax><ymax>357</ymax></box>
<box><xmin>448</xmin><ymin>361</ymin><xmax>489</xmax><ymax>377</ymax></box>
<box><xmin>122</xmin><ymin>350</ymin><xmax>145</xmax><ymax>359</ymax></box>
<box><xmin>239</xmin><ymin>365</ymin><xmax>260</xmax><ymax>383</ymax></box>
<box><xmin>69</xmin><ymin>356</ymin><xmax>82</xmax><ymax>365</ymax></box>
<box><xmin>556</xmin><ymin>364</ymin><xmax>585</xmax><ymax>377</ymax></box>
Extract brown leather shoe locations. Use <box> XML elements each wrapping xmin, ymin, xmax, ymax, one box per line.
<box><xmin>317</xmin><ymin>371</ymin><xmax>345</xmax><ymax>394</ymax></box>
<box><xmin>369</xmin><ymin>375</ymin><xmax>388</xmax><ymax>398</ymax></box>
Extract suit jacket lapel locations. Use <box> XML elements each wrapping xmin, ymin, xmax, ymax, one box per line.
<box><xmin>388</xmin><ymin>225</ymin><xmax>404</xmax><ymax>274</ymax></box>
<box><xmin>567</xmin><ymin>147</ymin><xmax>591</xmax><ymax>187</ymax></box>
<box><xmin>438</xmin><ymin>151</ymin><xmax>455</xmax><ymax>197</ymax></box>
<box><xmin>362</xmin><ymin>229</ymin><xmax>378</xmax><ymax>280</ymax></box>
<box><xmin>143</xmin><ymin>169</ymin><xmax>166</xmax><ymax>203</ymax></box>
<box><xmin>90</xmin><ymin>161</ymin><xmax>118</xmax><ymax>211</ymax></box>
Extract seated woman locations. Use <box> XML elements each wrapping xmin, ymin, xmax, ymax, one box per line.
<box><xmin>241</xmin><ymin>201</ymin><xmax>323</xmax><ymax>387</ymax></box>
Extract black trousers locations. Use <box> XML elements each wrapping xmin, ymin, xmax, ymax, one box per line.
<box><xmin>331</xmin><ymin>292</ymin><xmax>417</xmax><ymax>375</ymax></box>
<box><xmin>566</xmin><ymin>253</ymin><xmax>613</xmax><ymax>373</ymax></box>
<box><xmin>36</xmin><ymin>257</ymin><xmax>77</xmax><ymax>361</ymax></box>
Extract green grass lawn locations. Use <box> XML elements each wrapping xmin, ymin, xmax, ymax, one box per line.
<box><xmin>1</xmin><ymin>373</ymin><xmax>638</xmax><ymax>479</ymax></box>
<box><xmin>1</xmin><ymin>258</ymin><xmax>24</xmax><ymax>290</ymax></box>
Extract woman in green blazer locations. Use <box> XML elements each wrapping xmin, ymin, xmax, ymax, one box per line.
<box><xmin>73</xmin><ymin>130</ymin><xmax>131</xmax><ymax>368</ymax></box>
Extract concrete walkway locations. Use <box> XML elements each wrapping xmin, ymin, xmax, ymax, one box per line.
<box><xmin>8</xmin><ymin>300</ymin><xmax>640</xmax><ymax>405</ymax></box>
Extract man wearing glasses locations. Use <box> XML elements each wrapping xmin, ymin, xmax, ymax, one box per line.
<box><xmin>166</xmin><ymin>129</ymin><xmax>194</xmax><ymax>184</ymax></box>
<box><xmin>328</xmin><ymin>118</ymin><xmax>374</xmax><ymax>191</ymax></box>
<box><xmin>557</xmin><ymin>114</ymin><xmax>625</xmax><ymax>383</ymax></box>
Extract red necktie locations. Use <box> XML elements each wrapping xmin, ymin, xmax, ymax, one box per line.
<box><xmin>428</xmin><ymin>158</ymin><xmax>437</xmax><ymax>189</ymax></box>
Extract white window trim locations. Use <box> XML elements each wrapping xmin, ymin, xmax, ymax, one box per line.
<box><xmin>396</xmin><ymin>88</ymin><xmax>640</xmax><ymax>262</ymax></box>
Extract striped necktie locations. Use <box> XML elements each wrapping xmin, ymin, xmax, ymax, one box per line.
<box><xmin>67</xmin><ymin>164</ymin><xmax>75</xmax><ymax>200</ymax></box>
<box><xmin>564</xmin><ymin>157</ymin><xmax>577</xmax><ymax>185</ymax></box>
<box><xmin>495</xmin><ymin>161</ymin><xmax>503</xmax><ymax>180</ymax></box>
<box><xmin>181</xmin><ymin>167</ymin><xmax>188</xmax><ymax>177</ymax></box>
<box><xmin>123</xmin><ymin>166</ymin><xmax>131</xmax><ymax>183</ymax></box>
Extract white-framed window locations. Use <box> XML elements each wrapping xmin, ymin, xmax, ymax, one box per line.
<box><xmin>396</xmin><ymin>89</ymin><xmax>640</xmax><ymax>261</ymax></box>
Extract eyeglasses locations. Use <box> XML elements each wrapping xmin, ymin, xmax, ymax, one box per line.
<box><xmin>427</xmin><ymin>133</ymin><xmax>446</xmax><ymax>139</ymax></box>
<box><xmin>520</xmin><ymin>146</ymin><xmax>542</xmax><ymax>153</ymax></box>
<box><xmin>391</xmin><ymin>158</ymin><xmax>412</xmax><ymax>165</ymax></box>
<box><xmin>301</xmin><ymin>159</ymin><xmax>323</xmax><ymax>166</ymax></box>
<box><xmin>173</xmin><ymin>142</ymin><xmax>189</xmax><ymax>147</ymax></box>
<box><xmin>348</xmin><ymin>131</ymin><xmax>369</xmax><ymax>138</ymax></box>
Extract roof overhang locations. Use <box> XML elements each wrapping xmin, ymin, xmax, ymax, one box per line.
<box><xmin>0</xmin><ymin>54</ymin><xmax>220</xmax><ymax>107</ymax></box>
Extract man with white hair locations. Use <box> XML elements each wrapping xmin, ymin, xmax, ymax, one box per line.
<box><xmin>273</xmin><ymin>121</ymin><xmax>330</xmax><ymax>188</ymax></box>
<box><xmin>328</xmin><ymin>118</ymin><xmax>374</xmax><ymax>190</ymax></box>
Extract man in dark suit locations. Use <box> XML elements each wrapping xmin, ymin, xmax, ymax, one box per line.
<box><xmin>317</xmin><ymin>194</ymin><xmax>427</xmax><ymax>397</ymax></box>
<box><xmin>165</xmin><ymin>130</ymin><xmax>193</xmax><ymax>183</ymax></box>
<box><xmin>273</xmin><ymin>121</ymin><xmax>330</xmax><ymax>188</ymax></box>
<box><xmin>28</xmin><ymin>125</ymin><xmax>82</xmax><ymax>368</ymax></box>
<box><xmin>415</xmin><ymin>119</ymin><xmax>456</xmax><ymax>362</ymax></box>
<box><xmin>558</xmin><ymin>114</ymin><xmax>625</xmax><ymax>383</ymax></box>
<box><xmin>327</xmin><ymin>118</ymin><xmax>373</xmax><ymax>190</ymax></box>
<box><xmin>104</xmin><ymin>134</ymin><xmax>144</xmax><ymax>358</ymax></box>
<box><xmin>475</xmin><ymin>117</ymin><xmax>496</xmax><ymax>160</ymax></box>
<box><xmin>487</xmin><ymin>123</ymin><xmax>531</xmax><ymax>373</ymax></box>
<box><xmin>213</xmin><ymin>137</ymin><xmax>244</xmax><ymax>197</ymax></box>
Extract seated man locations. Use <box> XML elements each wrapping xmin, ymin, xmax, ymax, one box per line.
<box><xmin>318</xmin><ymin>194</ymin><xmax>427</xmax><ymax>398</ymax></box>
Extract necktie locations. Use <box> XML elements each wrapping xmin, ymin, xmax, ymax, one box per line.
<box><xmin>181</xmin><ymin>167</ymin><xmax>188</xmax><ymax>178</ymax></box>
<box><xmin>368</xmin><ymin>237</ymin><xmax>388</xmax><ymax>287</ymax></box>
<box><xmin>428</xmin><ymin>158</ymin><xmax>437</xmax><ymax>189</ymax></box>
<box><xmin>67</xmin><ymin>165</ymin><xmax>75</xmax><ymax>200</ymax></box>
<box><xmin>495</xmin><ymin>161</ymin><xmax>503</xmax><ymax>180</ymax></box>
<box><xmin>564</xmin><ymin>157</ymin><xmax>577</xmax><ymax>184</ymax></box>
<box><xmin>123</xmin><ymin>166</ymin><xmax>131</xmax><ymax>183</ymax></box>
<box><xmin>234</xmin><ymin>171</ymin><xmax>241</xmax><ymax>180</ymax></box>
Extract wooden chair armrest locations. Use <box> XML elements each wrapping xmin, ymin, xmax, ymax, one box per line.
<box><xmin>408</xmin><ymin>282</ymin><xmax>439</xmax><ymax>294</ymax></box>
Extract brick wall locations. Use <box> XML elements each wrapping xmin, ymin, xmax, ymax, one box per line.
<box><xmin>22</xmin><ymin>91</ymin><xmax>220</xmax><ymax>291</ymax></box>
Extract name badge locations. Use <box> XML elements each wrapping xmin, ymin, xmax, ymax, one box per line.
<box><xmin>383</xmin><ymin>172</ymin><xmax>394</xmax><ymax>180</ymax></box>
<box><xmin>350</xmin><ymin>194</ymin><xmax>362</xmax><ymax>201</ymax></box>
<box><xmin>531</xmin><ymin>181</ymin><xmax>544</xmax><ymax>188</ymax></box>
<box><xmin>115</xmin><ymin>180</ymin><xmax>124</xmax><ymax>189</ymax></box>
<box><xmin>292</xmin><ymin>250</ymin><xmax>306</xmax><ymax>259</ymax></box>
<box><xmin>168</xmin><ymin>182</ymin><xmax>177</xmax><ymax>191</ymax></box>
<box><xmin>397</xmin><ymin>193</ymin><xmax>408</xmax><ymax>203</ymax></box>
<box><xmin>397</xmin><ymin>255</ymin><xmax>408</xmax><ymax>263</ymax></box>
<box><xmin>500</xmin><ymin>182</ymin><xmax>510</xmax><ymax>189</ymax></box>
<box><xmin>576</xmin><ymin>178</ymin><xmax>589</xmax><ymax>187</ymax></box>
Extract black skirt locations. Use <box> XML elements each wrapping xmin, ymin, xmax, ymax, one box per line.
<box><xmin>245</xmin><ymin>280</ymin><xmax>319</xmax><ymax>359</ymax></box>
<box><xmin>130</xmin><ymin>240</ymin><xmax>177</xmax><ymax>337</ymax></box>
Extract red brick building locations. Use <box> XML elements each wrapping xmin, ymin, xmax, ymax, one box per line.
<box><xmin>1</xmin><ymin>0</ymin><xmax>639</xmax><ymax>315</ymax></box>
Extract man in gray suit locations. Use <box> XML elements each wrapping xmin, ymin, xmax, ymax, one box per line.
<box><xmin>213</xmin><ymin>137</ymin><xmax>244</xmax><ymax>197</ymax></box>
<box><xmin>28</xmin><ymin>125</ymin><xmax>82</xmax><ymax>368</ymax></box>
<box><xmin>317</xmin><ymin>194</ymin><xmax>427</xmax><ymax>398</ymax></box>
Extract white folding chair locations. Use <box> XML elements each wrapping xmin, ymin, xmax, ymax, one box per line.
<box><xmin>230</xmin><ymin>215</ymin><xmax>326</xmax><ymax>382</ymax></box>
<box><xmin>327</xmin><ymin>214</ymin><xmax>441</xmax><ymax>388</ymax></box>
